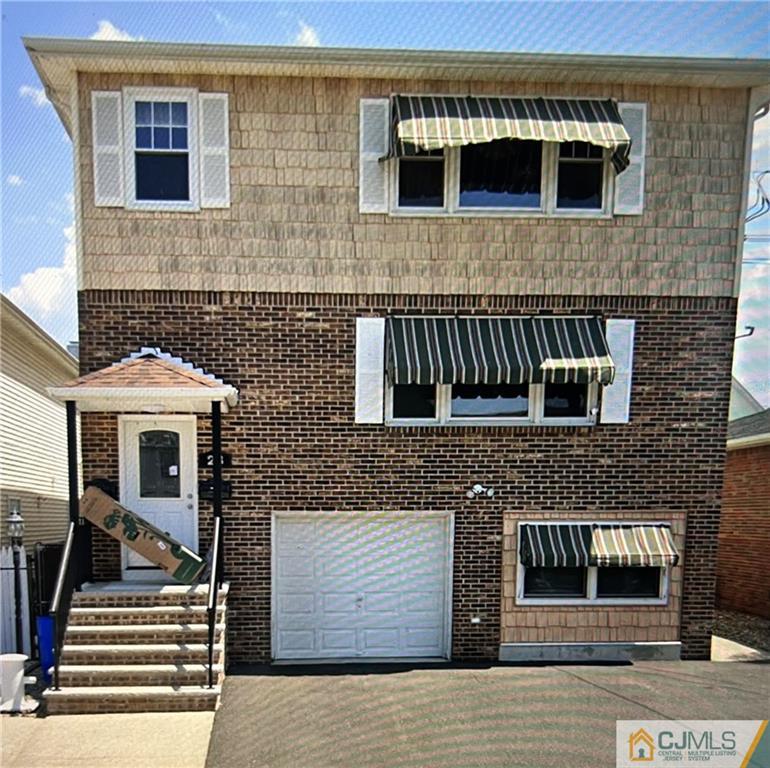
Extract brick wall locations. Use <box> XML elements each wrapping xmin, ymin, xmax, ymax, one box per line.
<box><xmin>502</xmin><ymin>512</ymin><xmax>684</xmax><ymax>644</ymax></box>
<box><xmin>717</xmin><ymin>445</ymin><xmax>770</xmax><ymax>618</ymax></box>
<box><xmin>78</xmin><ymin>290</ymin><xmax>736</xmax><ymax>662</ymax></box>
<box><xmin>76</xmin><ymin>72</ymin><xmax>746</xmax><ymax>297</ymax></box>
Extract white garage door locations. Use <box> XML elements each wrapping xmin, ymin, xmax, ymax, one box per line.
<box><xmin>274</xmin><ymin>516</ymin><xmax>451</xmax><ymax>660</ymax></box>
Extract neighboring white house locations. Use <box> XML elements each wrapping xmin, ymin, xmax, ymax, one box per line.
<box><xmin>0</xmin><ymin>295</ymin><xmax>78</xmax><ymax>545</ymax></box>
<box><xmin>729</xmin><ymin>376</ymin><xmax>763</xmax><ymax>422</ymax></box>
<box><xmin>0</xmin><ymin>295</ymin><xmax>78</xmax><ymax>652</ymax></box>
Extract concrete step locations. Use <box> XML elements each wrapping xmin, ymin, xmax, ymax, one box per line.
<box><xmin>64</xmin><ymin>623</ymin><xmax>225</xmax><ymax>645</ymax></box>
<box><xmin>44</xmin><ymin>685</ymin><xmax>221</xmax><ymax>714</ymax></box>
<box><xmin>56</xmin><ymin>663</ymin><xmax>224</xmax><ymax>687</ymax></box>
<box><xmin>61</xmin><ymin>642</ymin><xmax>224</xmax><ymax>665</ymax></box>
<box><xmin>73</xmin><ymin>583</ymin><xmax>228</xmax><ymax>609</ymax></box>
<box><xmin>69</xmin><ymin>605</ymin><xmax>225</xmax><ymax>625</ymax></box>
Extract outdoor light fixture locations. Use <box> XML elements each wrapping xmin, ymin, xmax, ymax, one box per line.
<box><xmin>6</xmin><ymin>499</ymin><xmax>24</xmax><ymax>542</ymax></box>
<box><xmin>466</xmin><ymin>484</ymin><xmax>495</xmax><ymax>499</ymax></box>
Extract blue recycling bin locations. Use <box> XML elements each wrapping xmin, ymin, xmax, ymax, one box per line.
<box><xmin>36</xmin><ymin>616</ymin><xmax>53</xmax><ymax>684</ymax></box>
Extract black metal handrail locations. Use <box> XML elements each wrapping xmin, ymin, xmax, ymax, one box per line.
<box><xmin>49</xmin><ymin>521</ymin><xmax>78</xmax><ymax>690</ymax></box>
<box><xmin>206</xmin><ymin>515</ymin><xmax>223</xmax><ymax>689</ymax></box>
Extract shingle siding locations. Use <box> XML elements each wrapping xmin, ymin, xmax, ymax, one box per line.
<box><xmin>79</xmin><ymin>289</ymin><xmax>735</xmax><ymax>662</ymax></box>
<box><xmin>77</xmin><ymin>73</ymin><xmax>747</xmax><ymax>298</ymax></box>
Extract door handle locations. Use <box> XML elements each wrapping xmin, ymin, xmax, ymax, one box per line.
<box><xmin>187</xmin><ymin>504</ymin><xmax>193</xmax><ymax>510</ymax></box>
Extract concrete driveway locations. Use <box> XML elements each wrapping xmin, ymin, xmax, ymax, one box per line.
<box><xmin>207</xmin><ymin>661</ymin><xmax>770</xmax><ymax>768</ymax></box>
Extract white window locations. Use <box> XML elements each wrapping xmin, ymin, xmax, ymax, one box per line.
<box><xmin>92</xmin><ymin>88</ymin><xmax>230</xmax><ymax>211</ymax></box>
<box><xmin>124</xmin><ymin>88</ymin><xmax>199</xmax><ymax>211</ymax></box>
<box><xmin>391</xmin><ymin>141</ymin><xmax>613</xmax><ymax>217</ymax></box>
<box><xmin>385</xmin><ymin>381</ymin><xmax>598</xmax><ymax>427</ymax></box>
<box><xmin>515</xmin><ymin>521</ymin><xmax>670</xmax><ymax>607</ymax></box>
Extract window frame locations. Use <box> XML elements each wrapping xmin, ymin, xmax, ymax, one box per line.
<box><xmin>390</xmin><ymin>140</ymin><xmax>614</xmax><ymax>219</ymax></box>
<box><xmin>123</xmin><ymin>86</ymin><xmax>200</xmax><ymax>212</ymax></box>
<box><xmin>554</xmin><ymin>141</ymin><xmax>612</xmax><ymax>213</ymax></box>
<box><xmin>394</xmin><ymin>148</ymin><xmax>449</xmax><ymax>212</ymax></box>
<box><xmin>385</xmin><ymin>381</ymin><xmax>598</xmax><ymax>427</ymax></box>
<box><xmin>515</xmin><ymin>520</ymin><xmax>671</xmax><ymax>607</ymax></box>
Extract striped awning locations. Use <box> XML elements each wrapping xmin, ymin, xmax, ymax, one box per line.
<box><xmin>520</xmin><ymin>524</ymin><xmax>593</xmax><ymax>568</ymax></box>
<box><xmin>388</xmin><ymin>95</ymin><xmax>632</xmax><ymax>173</ymax></box>
<box><xmin>386</xmin><ymin>316</ymin><xmax>615</xmax><ymax>386</ymax></box>
<box><xmin>519</xmin><ymin>524</ymin><xmax>680</xmax><ymax>568</ymax></box>
<box><xmin>591</xmin><ymin>525</ymin><xmax>680</xmax><ymax>568</ymax></box>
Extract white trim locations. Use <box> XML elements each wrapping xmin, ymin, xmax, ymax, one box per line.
<box><xmin>385</xmin><ymin>381</ymin><xmax>597</xmax><ymax>427</ymax></box>
<box><xmin>118</xmin><ymin>415</ymin><xmax>198</xmax><ymax>581</ymax></box>
<box><xmin>271</xmin><ymin>511</ymin><xmax>454</xmax><ymax>662</ymax></box>
<box><xmin>122</xmin><ymin>86</ymin><xmax>200</xmax><ymax>212</ymax></box>
<box><xmin>727</xmin><ymin>432</ymin><xmax>770</xmax><ymax>451</ymax></box>
<box><xmin>514</xmin><ymin>519</ymin><xmax>673</xmax><ymax>607</ymax></box>
<box><xmin>47</xmin><ymin>386</ymin><xmax>238</xmax><ymax>413</ymax></box>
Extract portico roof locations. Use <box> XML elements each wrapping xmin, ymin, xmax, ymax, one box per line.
<box><xmin>48</xmin><ymin>347</ymin><xmax>239</xmax><ymax>413</ymax></box>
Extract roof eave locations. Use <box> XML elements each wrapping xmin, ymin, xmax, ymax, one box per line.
<box><xmin>24</xmin><ymin>37</ymin><xmax>770</xmax><ymax>135</ymax></box>
<box><xmin>727</xmin><ymin>432</ymin><xmax>770</xmax><ymax>451</ymax></box>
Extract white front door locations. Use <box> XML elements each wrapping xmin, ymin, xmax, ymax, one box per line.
<box><xmin>119</xmin><ymin>416</ymin><xmax>198</xmax><ymax>580</ymax></box>
<box><xmin>274</xmin><ymin>516</ymin><xmax>451</xmax><ymax>660</ymax></box>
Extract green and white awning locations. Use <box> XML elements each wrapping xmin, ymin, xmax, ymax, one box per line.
<box><xmin>388</xmin><ymin>95</ymin><xmax>632</xmax><ymax>173</ymax></box>
<box><xmin>520</xmin><ymin>524</ymin><xmax>680</xmax><ymax>568</ymax></box>
<box><xmin>386</xmin><ymin>316</ymin><xmax>615</xmax><ymax>386</ymax></box>
<box><xmin>520</xmin><ymin>524</ymin><xmax>593</xmax><ymax>568</ymax></box>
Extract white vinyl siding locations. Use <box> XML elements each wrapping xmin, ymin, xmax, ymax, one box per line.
<box><xmin>0</xmin><ymin>303</ymin><xmax>78</xmax><ymax>546</ymax></box>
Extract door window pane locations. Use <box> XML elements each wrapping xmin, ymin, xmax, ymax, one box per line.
<box><xmin>596</xmin><ymin>567</ymin><xmax>661</xmax><ymax>598</ymax></box>
<box><xmin>139</xmin><ymin>430</ymin><xmax>181</xmax><ymax>498</ymax></box>
<box><xmin>398</xmin><ymin>151</ymin><xmax>444</xmax><ymax>208</ymax></box>
<box><xmin>392</xmin><ymin>384</ymin><xmax>437</xmax><ymax>419</ymax></box>
<box><xmin>543</xmin><ymin>382</ymin><xmax>588</xmax><ymax>418</ymax></box>
<box><xmin>523</xmin><ymin>567</ymin><xmax>586</xmax><ymax>597</ymax></box>
<box><xmin>451</xmin><ymin>383</ymin><xmax>529</xmax><ymax>418</ymax></box>
<box><xmin>459</xmin><ymin>139</ymin><xmax>542</xmax><ymax>208</ymax></box>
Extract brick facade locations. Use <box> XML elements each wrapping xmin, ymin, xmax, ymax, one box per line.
<box><xmin>717</xmin><ymin>445</ymin><xmax>770</xmax><ymax>618</ymax></box>
<box><xmin>78</xmin><ymin>289</ymin><xmax>735</xmax><ymax>663</ymax></box>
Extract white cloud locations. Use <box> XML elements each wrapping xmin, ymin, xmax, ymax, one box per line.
<box><xmin>6</xmin><ymin>224</ymin><xmax>78</xmax><ymax>346</ymax></box>
<box><xmin>213</xmin><ymin>9</ymin><xmax>248</xmax><ymax>33</ymax></box>
<box><xmin>6</xmin><ymin>175</ymin><xmax>23</xmax><ymax>187</ymax></box>
<box><xmin>90</xmin><ymin>20</ymin><xmax>142</xmax><ymax>42</ymax></box>
<box><xmin>294</xmin><ymin>20</ymin><xmax>320</xmax><ymax>47</ymax></box>
<box><xmin>733</xmin><ymin>257</ymin><xmax>770</xmax><ymax>407</ymax></box>
<box><xmin>19</xmin><ymin>85</ymin><xmax>50</xmax><ymax>108</ymax></box>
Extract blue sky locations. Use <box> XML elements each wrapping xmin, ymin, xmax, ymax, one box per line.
<box><xmin>1</xmin><ymin>1</ymin><xmax>769</xmax><ymax>402</ymax></box>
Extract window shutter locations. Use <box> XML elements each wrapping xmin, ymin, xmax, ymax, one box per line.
<box><xmin>359</xmin><ymin>98</ymin><xmax>390</xmax><ymax>214</ymax></box>
<box><xmin>614</xmin><ymin>102</ymin><xmax>647</xmax><ymax>215</ymax></box>
<box><xmin>199</xmin><ymin>93</ymin><xmax>230</xmax><ymax>208</ymax></box>
<box><xmin>92</xmin><ymin>91</ymin><xmax>124</xmax><ymax>207</ymax></box>
<box><xmin>600</xmin><ymin>319</ymin><xmax>636</xmax><ymax>424</ymax></box>
<box><xmin>355</xmin><ymin>317</ymin><xmax>386</xmax><ymax>424</ymax></box>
